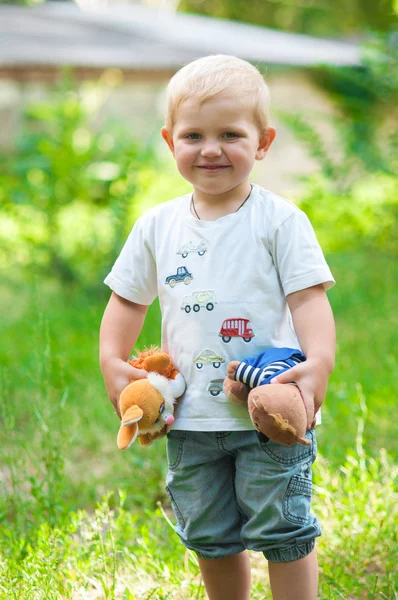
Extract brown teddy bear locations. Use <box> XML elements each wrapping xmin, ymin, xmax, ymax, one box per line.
<box><xmin>117</xmin><ymin>347</ymin><xmax>186</xmax><ymax>449</ymax></box>
<box><xmin>223</xmin><ymin>348</ymin><xmax>312</xmax><ymax>447</ymax></box>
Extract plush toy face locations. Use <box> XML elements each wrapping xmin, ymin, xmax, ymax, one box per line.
<box><xmin>117</xmin><ymin>347</ymin><xmax>186</xmax><ymax>450</ymax></box>
<box><xmin>120</xmin><ymin>378</ymin><xmax>175</xmax><ymax>431</ymax></box>
<box><xmin>117</xmin><ymin>372</ymin><xmax>177</xmax><ymax>450</ymax></box>
<box><xmin>120</xmin><ymin>380</ymin><xmax>166</xmax><ymax>431</ymax></box>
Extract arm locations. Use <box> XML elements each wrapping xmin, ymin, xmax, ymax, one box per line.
<box><xmin>99</xmin><ymin>292</ymin><xmax>149</xmax><ymax>418</ymax></box>
<box><xmin>287</xmin><ymin>284</ymin><xmax>335</xmax><ymax>374</ymax></box>
<box><xmin>272</xmin><ymin>284</ymin><xmax>336</xmax><ymax>428</ymax></box>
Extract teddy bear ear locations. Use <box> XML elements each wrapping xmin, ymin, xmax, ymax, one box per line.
<box><xmin>117</xmin><ymin>423</ymin><xmax>139</xmax><ymax>450</ymax></box>
<box><xmin>121</xmin><ymin>405</ymin><xmax>144</xmax><ymax>426</ymax></box>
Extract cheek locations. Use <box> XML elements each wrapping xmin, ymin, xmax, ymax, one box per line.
<box><xmin>141</xmin><ymin>414</ymin><xmax>156</xmax><ymax>428</ymax></box>
<box><xmin>175</xmin><ymin>152</ymin><xmax>196</xmax><ymax>176</ymax></box>
<box><xmin>228</xmin><ymin>144</ymin><xmax>256</xmax><ymax>165</ymax></box>
<box><xmin>174</xmin><ymin>148</ymin><xmax>195</xmax><ymax>171</ymax></box>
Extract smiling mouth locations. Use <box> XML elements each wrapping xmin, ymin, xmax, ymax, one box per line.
<box><xmin>196</xmin><ymin>165</ymin><xmax>230</xmax><ymax>171</ymax></box>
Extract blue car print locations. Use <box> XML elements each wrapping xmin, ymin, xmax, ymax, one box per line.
<box><xmin>165</xmin><ymin>266</ymin><xmax>193</xmax><ymax>288</ymax></box>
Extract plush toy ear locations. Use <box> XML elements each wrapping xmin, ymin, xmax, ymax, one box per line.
<box><xmin>144</xmin><ymin>353</ymin><xmax>170</xmax><ymax>374</ymax></box>
<box><xmin>122</xmin><ymin>404</ymin><xmax>144</xmax><ymax>426</ymax></box>
<box><xmin>117</xmin><ymin>405</ymin><xmax>143</xmax><ymax>450</ymax></box>
<box><xmin>117</xmin><ymin>423</ymin><xmax>139</xmax><ymax>450</ymax></box>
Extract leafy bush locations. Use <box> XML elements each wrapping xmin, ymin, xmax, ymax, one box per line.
<box><xmin>279</xmin><ymin>32</ymin><xmax>398</xmax><ymax>253</ymax></box>
<box><xmin>0</xmin><ymin>71</ymin><xmax>157</xmax><ymax>287</ymax></box>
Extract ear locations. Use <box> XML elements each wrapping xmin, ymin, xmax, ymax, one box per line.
<box><xmin>144</xmin><ymin>353</ymin><xmax>170</xmax><ymax>374</ymax></box>
<box><xmin>255</xmin><ymin>127</ymin><xmax>276</xmax><ymax>161</ymax></box>
<box><xmin>161</xmin><ymin>126</ymin><xmax>175</xmax><ymax>155</ymax></box>
<box><xmin>122</xmin><ymin>404</ymin><xmax>143</xmax><ymax>426</ymax></box>
<box><xmin>117</xmin><ymin>422</ymin><xmax>139</xmax><ymax>450</ymax></box>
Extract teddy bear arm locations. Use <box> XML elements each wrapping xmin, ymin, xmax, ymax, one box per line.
<box><xmin>223</xmin><ymin>379</ymin><xmax>249</xmax><ymax>405</ymax></box>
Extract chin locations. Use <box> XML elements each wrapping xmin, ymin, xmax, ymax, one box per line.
<box><xmin>193</xmin><ymin>181</ymin><xmax>243</xmax><ymax>195</ymax></box>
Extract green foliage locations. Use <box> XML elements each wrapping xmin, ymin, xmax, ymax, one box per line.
<box><xmin>178</xmin><ymin>0</ymin><xmax>396</xmax><ymax>37</ymax></box>
<box><xmin>0</xmin><ymin>445</ymin><xmax>396</xmax><ymax>598</ymax></box>
<box><xmin>315</xmin><ymin>444</ymin><xmax>398</xmax><ymax>598</ymax></box>
<box><xmin>278</xmin><ymin>32</ymin><xmax>398</xmax><ymax>253</ymax></box>
<box><xmin>0</xmin><ymin>0</ymin><xmax>44</xmax><ymax>4</ymax></box>
<box><xmin>0</xmin><ymin>70</ymin><xmax>157</xmax><ymax>287</ymax></box>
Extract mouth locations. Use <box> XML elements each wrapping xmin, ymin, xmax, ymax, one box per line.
<box><xmin>196</xmin><ymin>165</ymin><xmax>231</xmax><ymax>173</ymax></box>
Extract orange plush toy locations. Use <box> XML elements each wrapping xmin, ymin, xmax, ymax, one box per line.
<box><xmin>117</xmin><ymin>347</ymin><xmax>186</xmax><ymax>450</ymax></box>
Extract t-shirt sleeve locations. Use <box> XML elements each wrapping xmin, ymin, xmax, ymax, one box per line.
<box><xmin>271</xmin><ymin>210</ymin><xmax>335</xmax><ymax>296</ymax></box>
<box><xmin>103</xmin><ymin>216</ymin><xmax>158</xmax><ymax>305</ymax></box>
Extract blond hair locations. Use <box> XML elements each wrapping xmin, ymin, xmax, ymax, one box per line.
<box><xmin>164</xmin><ymin>55</ymin><xmax>271</xmax><ymax>135</ymax></box>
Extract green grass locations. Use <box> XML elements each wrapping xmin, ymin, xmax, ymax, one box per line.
<box><xmin>0</xmin><ymin>249</ymin><xmax>397</xmax><ymax>599</ymax></box>
<box><xmin>0</xmin><ymin>445</ymin><xmax>396</xmax><ymax>599</ymax></box>
<box><xmin>321</xmin><ymin>251</ymin><xmax>397</xmax><ymax>464</ymax></box>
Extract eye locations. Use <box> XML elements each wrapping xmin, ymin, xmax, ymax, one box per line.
<box><xmin>152</xmin><ymin>403</ymin><xmax>165</xmax><ymax>425</ymax></box>
<box><xmin>222</xmin><ymin>132</ymin><xmax>239</xmax><ymax>139</ymax></box>
<box><xmin>186</xmin><ymin>133</ymin><xmax>202</xmax><ymax>140</ymax></box>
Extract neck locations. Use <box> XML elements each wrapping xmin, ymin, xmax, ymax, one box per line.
<box><xmin>192</xmin><ymin>181</ymin><xmax>252</xmax><ymax>221</ymax></box>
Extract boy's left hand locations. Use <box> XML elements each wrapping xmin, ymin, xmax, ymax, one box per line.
<box><xmin>270</xmin><ymin>358</ymin><xmax>329</xmax><ymax>429</ymax></box>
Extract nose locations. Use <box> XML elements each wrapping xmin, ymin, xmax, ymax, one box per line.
<box><xmin>166</xmin><ymin>415</ymin><xmax>174</xmax><ymax>425</ymax></box>
<box><xmin>200</xmin><ymin>139</ymin><xmax>222</xmax><ymax>157</ymax></box>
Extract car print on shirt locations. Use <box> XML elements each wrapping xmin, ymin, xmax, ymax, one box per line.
<box><xmin>165</xmin><ymin>266</ymin><xmax>193</xmax><ymax>288</ymax></box>
<box><xmin>181</xmin><ymin>290</ymin><xmax>216</xmax><ymax>313</ymax></box>
<box><xmin>177</xmin><ymin>241</ymin><xmax>207</xmax><ymax>259</ymax></box>
<box><xmin>219</xmin><ymin>318</ymin><xmax>254</xmax><ymax>343</ymax></box>
<box><xmin>207</xmin><ymin>379</ymin><xmax>224</xmax><ymax>397</ymax></box>
<box><xmin>194</xmin><ymin>349</ymin><xmax>226</xmax><ymax>369</ymax></box>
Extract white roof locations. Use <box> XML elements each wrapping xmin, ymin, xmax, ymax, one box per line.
<box><xmin>0</xmin><ymin>2</ymin><xmax>361</xmax><ymax>71</ymax></box>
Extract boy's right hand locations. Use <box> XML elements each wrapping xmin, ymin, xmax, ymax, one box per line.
<box><xmin>100</xmin><ymin>357</ymin><xmax>148</xmax><ymax>419</ymax></box>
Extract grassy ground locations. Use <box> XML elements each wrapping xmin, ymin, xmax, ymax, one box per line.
<box><xmin>0</xmin><ymin>250</ymin><xmax>397</xmax><ymax>599</ymax></box>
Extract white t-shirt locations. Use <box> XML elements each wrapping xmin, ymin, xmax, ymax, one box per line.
<box><xmin>104</xmin><ymin>183</ymin><xmax>335</xmax><ymax>431</ymax></box>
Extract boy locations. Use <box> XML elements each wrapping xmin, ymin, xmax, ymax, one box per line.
<box><xmin>100</xmin><ymin>55</ymin><xmax>336</xmax><ymax>600</ymax></box>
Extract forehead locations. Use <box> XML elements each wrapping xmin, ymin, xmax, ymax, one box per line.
<box><xmin>174</xmin><ymin>95</ymin><xmax>257</xmax><ymax>131</ymax></box>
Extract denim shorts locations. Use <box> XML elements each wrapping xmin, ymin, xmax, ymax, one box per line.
<box><xmin>165</xmin><ymin>430</ymin><xmax>321</xmax><ymax>562</ymax></box>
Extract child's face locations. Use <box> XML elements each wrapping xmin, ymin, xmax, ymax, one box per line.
<box><xmin>162</xmin><ymin>95</ymin><xmax>275</xmax><ymax>199</ymax></box>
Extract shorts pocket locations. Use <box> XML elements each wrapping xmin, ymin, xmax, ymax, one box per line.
<box><xmin>283</xmin><ymin>473</ymin><xmax>312</xmax><ymax>525</ymax></box>
<box><xmin>258</xmin><ymin>429</ymin><xmax>316</xmax><ymax>465</ymax></box>
<box><xmin>165</xmin><ymin>485</ymin><xmax>186</xmax><ymax>529</ymax></box>
<box><xmin>166</xmin><ymin>430</ymin><xmax>186</xmax><ymax>470</ymax></box>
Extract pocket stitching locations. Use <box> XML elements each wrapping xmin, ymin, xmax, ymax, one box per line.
<box><xmin>165</xmin><ymin>485</ymin><xmax>186</xmax><ymax>529</ymax></box>
<box><xmin>259</xmin><ymin>430</ymin><xmax>315</xmax><ymax>465</ymax></box>
<box><xmin>283</xmin><ymin>474</ymin><xmax>312</xmax><ymax>525</ymax></box>
<box><xmin>167</xmin><ymin>431</ymin><xmax>186</xmax><ymax>470</ymax></box>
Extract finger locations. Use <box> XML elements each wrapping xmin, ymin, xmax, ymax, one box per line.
<box><xmin>270</xmin><ymin>366</ymin><xmax>298</xmax><ymax>384</ymax></box>
<box><xmin>112</xmin><ymin>399</ymin><xmax>121</xmax><ymax>420</ymax></box>
<box><xmin>126</xmin><ymin>366</ymin><xmax>148</xmax><ymax>380</ymax></box>
<box><xmin>300</xmin><ymin>391</ymin><xmax>315</xmax><ymax>430</ymax></box>
<box><xmin>313</xmin><ymin>387</ymin><xmax>325</xmax><ymax>414</ymax></box>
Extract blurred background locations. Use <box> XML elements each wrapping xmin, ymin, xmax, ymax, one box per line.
<box><xmin>0</xmin><ymin>1</ymin><xmax>397</xmax><ymax>598</ymax></box>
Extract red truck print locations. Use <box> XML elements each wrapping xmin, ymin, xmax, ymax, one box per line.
<box><xmin>219</xmin><ymin>318</ymin><xmax>254</xmax><ymax>343</ymax></box>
